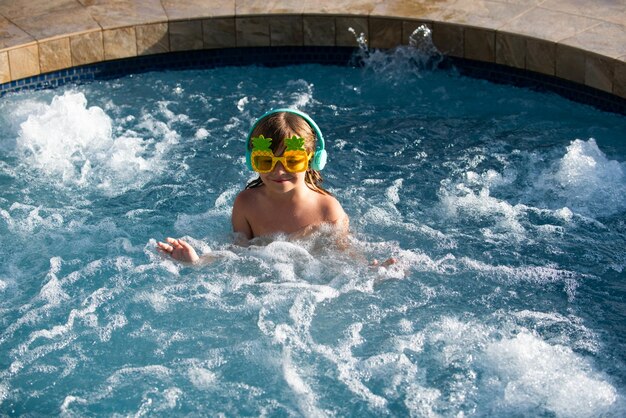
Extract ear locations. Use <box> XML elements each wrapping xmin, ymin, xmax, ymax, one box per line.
<box><xmin>311</xmin><ymin>149</ymin><xmax>327</xmax><ymax>171</ymax></box>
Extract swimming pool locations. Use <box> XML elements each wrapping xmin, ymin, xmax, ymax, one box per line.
<box><xmin>1</xmin><ymin>44</ymin><xmax>625</xmax><ymax>416</ymax></box>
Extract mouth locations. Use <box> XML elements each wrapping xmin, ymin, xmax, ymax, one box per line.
<box><xmin>271</xmin><ymin>178</ymin><xmax>292</xmax><ymax>183</ymax></box>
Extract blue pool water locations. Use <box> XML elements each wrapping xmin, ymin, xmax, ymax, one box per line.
<box><xmin>1</xmin><ymin>46</ymin><xmax>626</xmax><ymax>416</ymax></box>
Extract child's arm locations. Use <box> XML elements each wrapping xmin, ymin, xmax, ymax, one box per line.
<box><xmin>231</xmin><ymin>193</ymin><xmax>253</xmax><ymax>243</ymax></box>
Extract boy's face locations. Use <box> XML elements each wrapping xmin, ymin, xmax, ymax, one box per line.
<box><xmin>259</xmin><ymin>145</ymin><xmax>308</xmax><ymax>193</ymax></box>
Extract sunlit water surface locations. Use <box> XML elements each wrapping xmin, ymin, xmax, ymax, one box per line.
<box><xmin>1</xmin><ymin>47</ymin><xmax>626</xmax><ymax>416</ymax></box>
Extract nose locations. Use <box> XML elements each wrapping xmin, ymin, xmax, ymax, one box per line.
<box><xmin>272</xmin><ymin>160</ymin><xmax>287</xmax><ymax>173</ymax></box>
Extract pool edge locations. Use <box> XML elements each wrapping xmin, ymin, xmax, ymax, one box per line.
<box><xmin>1</xmin><ymin>2</ymin><xmax>625</xmax><ymax>109</ymax></box>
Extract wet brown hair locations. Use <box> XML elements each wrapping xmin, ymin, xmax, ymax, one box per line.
<box><xmin>246</xmin><ymin>111</ymin><xmax>331</xmax><ymax>195</ymax></box>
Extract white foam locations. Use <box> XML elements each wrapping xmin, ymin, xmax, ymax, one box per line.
<box><xmin>282</xmin><ymin>348</ymin><xmax>325</xmax><ymax>417</ymax></box>
<box><xmin>15</xmin><ymin>91</ymin><xmax>179</xmax><ymax>196</ymax></box>
<box><xmin>512</xmin><ymin>310</ymin><xmax>600</xmax><ymax>353</ymax></box>
<box><xmin>97</xmin><ymin>314</ymin><xmax>128</xmax><ymax>342</ymax></box>
<box><xmin>286</xmin><ymin>79</ymin><xmax>314</xmax><ymax>109</ymax></box>
<box><xmin>18</xmin><ymin>91</ymin><xmax>112</xmax><ymax>183</ymax></box>
<box><xmin>60</xmin><ymin>395</ymin><xmax>88</xmax><ymax>415</ymax></box>
<box><xmin>0</xmin><ymin>382</ymin><xmax>8</xmax><ymax>404</ymax></box>
<box><xmin>194</xmin><ymin>128</ymin><xmax>209</xmax><ymax>139</ymax></box>
<box><xmin>237</xmin><ymin>96</ymin><xmax>249</xmax><ymax>111</ymax></box>
<box><xmin>136</xmin><ymin>291</ymin><xmax>171</xmax><ymax>313</ymax></box>
<box><xmin>440</xmin><ymin>183</ymin><xmax>526</xmax><ymax>238</ymax></box>
<box><xmin>39</xmin><ymin>257</ymin><xmax>69</xmax><ymax>306</ymax></box>
<box><xmin>543</xmin><ymin>138</ymin><xmax>626</xmax><ymax>217</ymax></box>
<box><xmin>385</xmin><ymin>178</ymin><xmax>403</xmax><ymax>205</ymax></box>
<box><xmin>483</xmin><ymin>332</ymin><xmax>618</xmax><ymax>417</ymax></box>
<box><xmin>106</xmin><ymin>365</ymin><xmax>171</xmax><ymax>386</ymax></box>
<box><xmin>460</xmin><ymin>257</ymin><xmax>580</xmax><ymax>300</ymax></box>
<box><xmin>371</xmin><ymin>316</ymin><xmax>622</xmax><ymax>416</ymax></box>
<box><xmin>188</xmin><ymin>367</ymin><xmax>218</xmax><ymax>389</ymax></box>
<box><xmin>3</xmin><ymin>202</ymin><xmax>68</xmax><ymax>234</ymax></box>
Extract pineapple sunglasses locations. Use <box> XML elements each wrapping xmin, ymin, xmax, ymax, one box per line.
<box><xmin>249</xmin><ymin>135</ymin><xmax>312</xmax><ymax>173</ymax></box>
<box><xmin>245</xmin><ymin>108</ymin><xmax>327</xmax><ymax>173</ymax></box>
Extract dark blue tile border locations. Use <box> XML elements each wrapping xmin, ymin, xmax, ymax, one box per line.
<box><xmin>443</xmin><ymin>57</ymin><xmax>626</xmax><ymax>116</ymax></box>
<box><xmin>1</xmin><ymin>46</ymin><xmax>625</xmax><ymax>116</ymax></box>
<box><xmin>0</xmin><ymin>47</ymin><xmax>357</xmax><ymax>96</ymax></box>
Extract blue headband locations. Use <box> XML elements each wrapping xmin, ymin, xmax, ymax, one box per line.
<box><xmin>245</xmin><ymin>108</ymin><xmax>327</xmax><ymax>171</ymax></box>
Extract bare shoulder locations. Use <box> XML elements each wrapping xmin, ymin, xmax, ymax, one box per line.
<box><xmin>233</xmin><ymin>187</ymin><xmax>261</xmax><ymax>208</ymax></box>
<box><xmin>318</xmin><ymin>193</ymin><xmax>348</xmax><ymax>224</ymax></box>
<box><xmin>232</xmin><ymin>188</ymin><xmax>260</xmax><ymax>240</ymax></box>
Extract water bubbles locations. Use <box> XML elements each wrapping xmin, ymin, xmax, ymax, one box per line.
<box><xmin>14</xmin><ymin>91</ymin><xmax>180</xmax><ymax>197</ymax></box>
<box><xmin>194</xmin><ymin>128</ymin><xmax>209</xmax><ymax>139</ymax></box>
<box><xmin>483</xmin><ymin>332</ymin><xmax>618</xmax><ymax>417</ymax></box>
<box><xmin>552</xmin><ymin>138</ymin><xmax>626</xmax><ymax>216</ymax></box>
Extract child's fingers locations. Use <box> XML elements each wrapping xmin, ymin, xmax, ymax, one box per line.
<box><xmin>369</xmin><ymin>257</ymin><xmax>397</xmax><ymax>267</ymax></box>
<box><xmin>157</xmin><ymin>242</ymin><xmax>173</xmax><ymax>252</ymax></box>
<box><xmin>383</xmin><ymin>257</ymin><xmax>397</xmax><ymax>266</ymax></box>
<box><xmin>157</xmin><ymin>241</ymin><xmax>168</xmax><ymax>249</ymax></box>
<box><xmin>178</xmin><ymin>240</ymin><xmax>193</xmax><ymax>251</ymax></box>
<box><xmin>166</xmin><ymin>237</ymin><xmax>185</xmax><ymax>250</ymax></box>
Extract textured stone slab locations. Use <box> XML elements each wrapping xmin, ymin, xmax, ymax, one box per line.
<box><xmin>104</xmin><ymin>27</ymin><xmax>138</xmax><ymax>60</ymax></box>
<box><xmin>11</xmin><ymin>7</ymin><xmax>100</xmax><ymax>40</ymax></box>
<box><xmin>236</xmin><ymin>16</ymin><xmax>270</xmax><ymax>47</ymax></box>
<box><xmin>70</xmin><ymin>30</ymin><xmax>104</xmax><ymax>66</ymax></box>
<box><xmin>303</xmin><ymin>16</ymin><xmax>336</xmax><ymax>46</ymax></box>
<box><xmin>237</xmin><ymin>0</ymin><xmax>303</xmax><ymax>15</ymax></box>
<box><xmin>83</xmin><ymin>0</ymin><xmax>167</xmax><ymax>30</ymax></box>
<box><xmin>540</xmin><ymin>0</ymin><xmax>626</xmax><ymax>26</ymax></box>
<box><xmin>0</xmin><ymin>16</ymin><xmax>35</xmax><ymax>50</ymax></box>
<box><xmin>136</xmin><ymin>22</ymin><xmax>170</xmax><ymax>55</ymax></box>
<box><xmin>39</xmin><ymin>37</ymin><xmax>72</xmax><ymax>73</ymax></box>
<box><xmin>0</xmin><ymin>0</ymin><xmax>77</xmax><ymax>20</ymax></box>
<box><xmin>170</xmin><ymin>20</ymin><xmax>204</xmax><ymax>51</ymax></box>
<box><xmin>304</xmin><ymin>0</ymin><xmax>375</xmax><ymax>15</ymax></box>
<box><xmin>203</xmin><ymin>18</ymin><xmax>236</xmax><ymax>49</ymax></box>
<box><xmin>8</xmin><ymin>44</ymin><xmax>40</xmax><ymax>79</ymax></box>
<box><xmin>500</xmin><ymin>7</ymin><xmax>601</xmax><ymax>42</ymax></box>
<box><xmin>615</xmin><ymin>57</ymin><xmax>626</xmax><ymax>98</ymax></box>
<box><xmin>269</xmin><ymin>15</ymin><xmax>304</xmax><ymax>46</ymax></box>
<box><xmin>560</xmin><ymin>22</ymin><xmax>626</xmax><ymax>60</ymax></box>
<box><xmin>496</xmin><ymin>32</ymin><xmax>526</xmax><ymax>69</ymax></box>
<box><xmin>161</xmin><ymin>0</ymin><xmax>234</xmax><ymax>20</ymax></box>
<box><xmin>0</xmin><ymin>50</ymin><xmax>10</xmax><ymax>83</ymax></box>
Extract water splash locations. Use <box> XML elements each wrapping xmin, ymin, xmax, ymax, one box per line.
<box><xmin>349</xmin><ymin>25</ymin><xmax>443</xmax><ymax>77</ymax></box>
<box><xmin>483</xmin><ymin>332</ymin><xmax>618</xmax><ymax>417</ymax></box>
<box><xmin>537</xmin><ymin>138</ymin><xmax>626</xmax><ymax>217</ymax></box>
<box><xmin>15</xmin><ymin>91</ymin><xmax>179</xmax><ymax>196</ymax></box>
<box><xmin>554</xmin><ymin>138</ymin><xmax>626</xmax><ymax>216</ymax></box>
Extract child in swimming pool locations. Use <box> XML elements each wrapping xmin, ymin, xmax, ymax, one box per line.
<box><xmin>157</xmin><ymin>108</ymin><xmax>349</xmax><ymax>263</ymax></box>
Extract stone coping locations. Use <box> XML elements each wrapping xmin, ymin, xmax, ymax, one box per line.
<box><xmin>0</xmin><ymin>0</ymin><xmax>625</xmax><ymax>100</ymax></box>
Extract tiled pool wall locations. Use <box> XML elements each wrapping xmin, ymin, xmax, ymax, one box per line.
<box><xmin>1</xmin><ymin>13</ymin><xmax>625</xmax><ymax>115</ymax></box>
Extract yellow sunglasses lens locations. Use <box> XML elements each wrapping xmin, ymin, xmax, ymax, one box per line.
<box><xmin>283</xmin><ymin>153</ymin><xmax>309</xmax><ymax>172</ymax></box>
<box><xmin>252</xmin><ymin>155</ymin><xmax>275</xmax><ymax>172</ymax></box>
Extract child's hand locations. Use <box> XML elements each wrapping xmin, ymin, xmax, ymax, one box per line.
<box><xmin>370</xmin><ymin>257</ymin><xmax>397</xmax><ymax>267</ymax></box>
<box><xmin>157</xmin><ymin>237</ymin><xmax>199</xmax><ymax>263</ymax></box>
